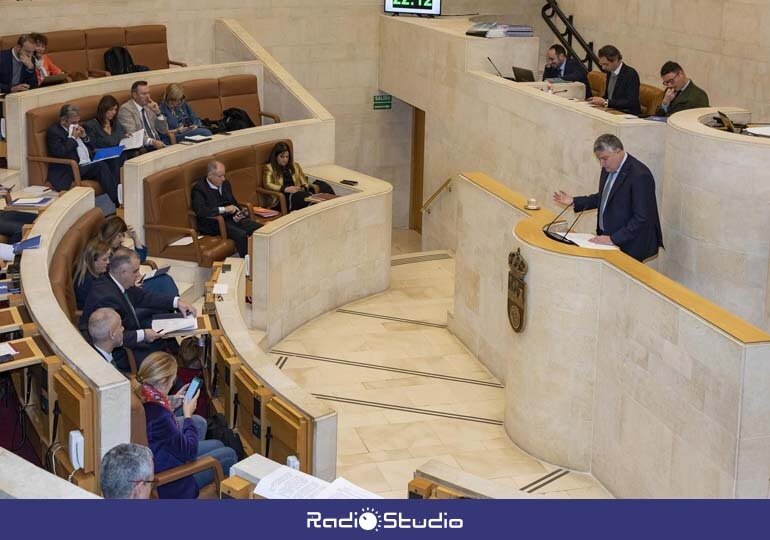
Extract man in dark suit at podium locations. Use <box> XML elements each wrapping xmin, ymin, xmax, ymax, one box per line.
<box><xmin>587</xmin><ymin>45</ymin><xmax>641</xmax><ymax>116</ymax></box>
<box><xmin>191</xmin><ymin>160</ymin><xmax>262</xmax><ymax>257</ymax></box>
<box><xmin>552</xmin><ymin>134</ymin><xmax>663</xmax><ymax>262</ymax></box>
<box><xmin>542</xmin><ymin>44</ymin><xmax>591</xmax><ymax>99</ymax></box>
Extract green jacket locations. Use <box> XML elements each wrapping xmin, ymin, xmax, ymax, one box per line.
<box><xmin>656</xmin><ymin>80</ymin><xmax>709</xmax><ymax>116</ymax></box>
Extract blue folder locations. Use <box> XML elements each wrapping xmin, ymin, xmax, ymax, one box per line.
<box><xmin>92</xmin><ymin>145</ymin><xmax>125</xmax><ymax>162</ymax></box>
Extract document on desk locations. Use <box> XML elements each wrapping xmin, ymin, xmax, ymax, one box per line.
<box><xmin>168</xmin><ymin>235</ymin><xmax>204</xmax><ymax>247</ymax></box>
<box><xmin>120</xmin><ymin>129</ymin><xmax>145</xmax><ymax>150</ymax></box>
<box><xmin>558</xmin><ymin>232</ymin><xmax>619</xmax><ymax>250</ymax></box>
<box><xmin>253</xmin><ymin>466</ymin><xmax>328</xmax><ymax>499</ymax></box>
<box><xmin>315</xmin><ymin>477</ymin><xmax>383</xmax><ymax>499</ymax></box>
<box><xmin>10</xmin><ymin>197</ymin><xmax>52</xmax><ymax>206</ymax></box>
<box><xmin>212</xmin><ymin>283</ymin><xmax>229</xmax><ymax>295</ymax></box>
<box><xmin>0</xmin><ymin>342</ymin><xmax>19</xmax><ymax>363</ymax></box>
<box><xmin>151</xmin><ymin>315</ymin><xmax>198</xmax><ymax>334</ymax></box>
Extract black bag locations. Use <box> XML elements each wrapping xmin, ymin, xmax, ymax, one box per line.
<box><xmin>206</xmin><ymin>413</ymin><xmax>246</xmax><ymax>460</ymax></box>
<box><xmin>104</xmin><ymin>46</ymin><xmax>134</xmax><ymax>75</ymax></box>
<box><xmin>130</xmin><ymin>64</ymin><xmax>150</xmax><ymax>73</ymax></box>
<box><xmin>200</xmin><ymin>117</ymin><xmax>228</xmax><ymax>135</ymax></box>
<box><xmin>222</xmin><ymin>107</ymin><xmax>255</xmax><ymax>131</ymax></box>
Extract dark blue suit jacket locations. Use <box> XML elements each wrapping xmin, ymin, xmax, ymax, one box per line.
<box><xmin>543</xmin><ymin>57</ymin><xmax>591</xmax><ymax>99</ymax></box>
<box><xmin>0</xmin><ymin>48</ymin><xmax>38</xmax><ymax>94</ymax></box>
<box><xmin>603</xmin><ymin>63</ymin><xmax>641</xmax><ymax>116</ymax></box>
<box><xmin>573</xmin><ymin>154</ymin><xmax>663</xmax><ymax>262</ymax></box>
<box><xmin>144</xmin><ymin>402</ymin><xmax>200</xmax><ymax>499</ymax></box>
<box><xmin>45</xmin><ymin>123</ymin><xmax>95</xmax><ymax>192</ymax></box>
<box><xmin>79</xmin><ymin>273</ymin><xmax>175</xmax><ymax>349</ymax></box>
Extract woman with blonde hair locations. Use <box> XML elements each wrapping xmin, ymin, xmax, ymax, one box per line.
<box><xmin>73</xmin><ymin>239</ymin><xmax>111</xmax><ymax>310</ymax></box>
<box><xmin>135</xmin><ymin>352</ymin><xmax>236</xmax><ymax>499</ymax></box>
<box><xmin>159</xmin><ymin>83</ymin><xmax>212</xmax><ymax>143</ymax></box>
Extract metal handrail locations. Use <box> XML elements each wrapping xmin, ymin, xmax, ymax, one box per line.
<box><xmin>541</xmin><ymin>0</ymin><xmax>600</xmax><ymax>72</ymax></box>
<box><xmin>421</xmin><ymin>177</ymin><xmax>452</xmax><ymax>215</ymax></box>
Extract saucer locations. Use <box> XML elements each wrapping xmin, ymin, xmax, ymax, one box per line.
<box><xmin>524</xmin><ymin>204</ymin><xmax>540</xmax><ymax>210</ymax></box>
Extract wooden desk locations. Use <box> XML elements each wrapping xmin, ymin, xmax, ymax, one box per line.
<box><xmin>160</xmin><ymin>313</ymin><xmax>215</xmax><ymax>338</ymax></box>
<box><xmin>0</xmin><ymin>336</ymin><xmax>45</xmax><ymax>373</ymax></box>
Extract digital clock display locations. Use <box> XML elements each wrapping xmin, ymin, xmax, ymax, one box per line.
<box><xmin>391</xmin><ymin>0</ymin><xmax>433</xmax><ymax>9</ymax></box>
<box><xmin>385</xmin><ymin>0</ymin><xmax>441</xmax><ymax>15</ymax></box>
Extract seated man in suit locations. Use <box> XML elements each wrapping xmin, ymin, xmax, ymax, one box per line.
<box><xmin>542</xmin><ymin>44</ymin><xmax>591</xmax><ymax>100</ymax></box>
<box><xmin>88</xmin><ymin>308</ymin><xmax>125</xmax><ymax>370</ymax></box>
<box><xmin>587</xmin><ymin>45</ymin><xmax>641</xmax><ymax>116</ymax></box>
<box><xmin>117</xmin><ymin>80</ymin><xmax>168</xmax><ymax>151</ymax></box>
<box><xmin>45</xmin><ymin>104</ymin><xmax>121</xmax><ymax>206</ymax></box>
<box><xmin>656</xmin><ymin>61</ymin><xmax>709</xmax><ymax>117</ymax></box>
<box><xmin>191</xmin><ymin>160</ymin><xmax>262</xmax><ymax>258</ymax></box>
<box><xmin>80</xmin><ymin>248</ymin><xmax>196</xmax><ymax>369</ymax></box>
<box><xmin>552</xmin><ymin>134</ymin><xmax>663</xmax><ymax>262</ymax></box>
<box><xmin>0</xmin><ymin>34</ymin><xmax>38</xmax><ymax>94</ymax></box>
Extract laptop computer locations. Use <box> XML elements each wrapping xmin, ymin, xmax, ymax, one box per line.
<box><xmin>39</xmin><ymin>73</ymin><xmax>68</xmax><ymax>87</ymax></box>
<box><xmin>511</xmin><ymin>66</ymin><xmax>535</xmax><ymax>82</ymax></box>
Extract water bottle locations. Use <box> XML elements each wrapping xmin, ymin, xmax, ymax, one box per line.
<box><xmin>286</xmin><ymin>455</ymin><xmax>300</xmax><ymax>470</ymax></box>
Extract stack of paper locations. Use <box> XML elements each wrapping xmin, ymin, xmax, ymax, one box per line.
<box><xmin>10</xmin><ymin>197</ymin><xmax>52</xmax><ymax>206</ymax></box>
<box><xmin>253</xmin><ymin>206</ymin><xmax>280</xmax><ymax>218</ymax></box>
<box><xmin>253</xmin><ymin>466</ymin><xmax>382</xmax><ymax>499</ymax></box>
<box><xmin>0</xmin><ymin>342</ymin><xmax>19</xmax><ymax>363</ymax></box>
<box><xmin>151</xmin><ymin>316</ymin><xmax>198</xmax><ymax>334</ymax></box>
<box><xmin>120</xmin><ymin>129</ymin><xmax>145</xmax><ymax>150</ymax></box>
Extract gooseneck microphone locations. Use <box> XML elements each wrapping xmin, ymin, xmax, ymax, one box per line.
<box><xmin>543</xmin><ymin>202</ymin><xmax>578</xmax><ymax>246</ymax></box>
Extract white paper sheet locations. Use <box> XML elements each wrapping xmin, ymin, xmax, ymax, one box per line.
<box><xmin>11</xmin><ymin>197</ymin><xmax>46</xmax><ymax>205</ymax></box>
<box><xmin>120</xmin><ymin>129</ymin><xmax>145</xmax><ymax>150</ymax></box>
<box><xmin>559</xmin><ymin>232</ymin><xmax>620</xmax><ymax>250</ymax></box>
<box><xmin>0</xmin><ymin>342</ymin><xmax>19</xmax><ymax>357</ymax></box>
<box><xmin>253</xmin><ymin>466</ymin><xmax>329</xmax><ymax>500</ymax></box>
<box><xmin>0</xmin><ymin>243</ymin><xmax>14</xmax><ymax>261</ymax></box>
<box><xmin>151</xmin><ymin>316</ymin><xmax>197</xmax><ymax>334</ymax></box>
<box><xmin>168</xmin><ymin>235</ymin><xmax>203</xmax><ymax>247</ymax></box>
<box><xmin>185</xmin><ymin>134</ymin><xmax>211</xmax><ymax>142</ymax></box>
<box><xmin>315</xmin><ymin>477</ymin><xmax>383</xmax><ymax>499</ymax></box>
<box><xmin>212</xmin><ymin>283</ymin><xmax>229</xmax><ymax>295</ymax></box>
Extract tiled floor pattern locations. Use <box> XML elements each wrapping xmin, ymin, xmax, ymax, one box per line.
<box><xmin>266</xmin><ymin>233</ymin><xmax>612</xmax><ymax>499</ymax></box>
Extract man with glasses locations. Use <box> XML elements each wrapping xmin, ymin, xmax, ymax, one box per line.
<box><xmin>99</xmin><ymin>443</ymin><xmax>156</xmax><ymax>499</ymax></box>
<box><xmin>656</xmin><ymin>61</ymin><xmax>709</xmax><ymax>117</ymax></box>
<box><xmin>552</xmin><ymin>134</ymin><xmax>663</xmax><ymax>262</ymax></box>
<box><xmin>586</xmin><ymin>45</ymin><xmax>641</xmax><ymax>116</ymax></box>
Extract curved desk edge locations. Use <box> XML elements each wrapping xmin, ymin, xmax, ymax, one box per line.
<box><xmin>0</xmin><ymin>448</ymin><xmax>100</xmax><ymax>499</ymax></box>
<box><xmin>21</xmin><ymin>188</ymin><xmax>131</xmax><ymax>459</ymax></box>
<box><xmin>214</xmin><ymin>257</ymin><xmax>337</xmax><ymax>481</ymax></box>
<box><xmin>415</xmin><ymin>459</ymin><xmax>543</xmax><ymax>499</ymax></box>
<box><xmin>461</xmin><ymin>171</ymin><xmax>770</xmax><ymax>344</ymax></box>
<box><xmin>668</xmin><ymin>106</ymin><xmax>768</xmax><ymax>147</ymax></box>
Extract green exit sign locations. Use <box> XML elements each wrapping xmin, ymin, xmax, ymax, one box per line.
<box><xmin>373</xmin><ymin>94</ymin><xmax>392</xmax><ymax>110</ymax></box>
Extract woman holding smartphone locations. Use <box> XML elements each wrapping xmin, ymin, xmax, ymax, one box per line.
<box><xmin>135</xmin><ymin>352</ymin><xmax>237</xmax><ymax>499</ymax></box>
<box><xmin>159</xmin><ymin>83</ymin><xmax>212</xmax><ymax>143</ymax></box>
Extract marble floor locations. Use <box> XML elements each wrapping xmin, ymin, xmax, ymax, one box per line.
<box><xmin>266</xmin><ymin>231</ymin><xmax>612</xmax><ymax>499</ymax></box>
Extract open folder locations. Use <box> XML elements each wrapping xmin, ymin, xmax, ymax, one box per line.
<box><xmin>92</xmin><ymin>145</ymin><xmax>125</xmax><ymax>162</ymax></box>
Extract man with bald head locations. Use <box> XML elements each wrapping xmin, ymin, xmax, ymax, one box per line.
<box><xmin>191</xmin><ymin>160</ymin><xmax>261</xmax><ymax>257</ymax></box>
<box><xmin>80</xmin><ymin>247</ymin><xmax>196</xmax><ymax>368</ymax></box>
<box><xmin>88</xmin><ymin>307</ymin><xmax>124</xmax><ymax>369</ymax></box>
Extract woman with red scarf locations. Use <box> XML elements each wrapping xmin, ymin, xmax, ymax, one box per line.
<box><xmin>135</xmin><ymin>352</ymin><xmax>237</xmax><ymax>498</ymax></box>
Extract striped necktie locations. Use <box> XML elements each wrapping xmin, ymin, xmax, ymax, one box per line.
<box><xmin>598</xmin><ymin>171</ymin><xmax>619</xmax><ymax>232</ymax></box>
<box><xmin>123</xmin><ymin>291</ymin><xmax>140</xmax><ymax>327</ymax></box>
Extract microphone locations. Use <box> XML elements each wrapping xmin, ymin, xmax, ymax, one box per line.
<box><xmin>543</xmin><ymin>201</ymin><xmax>578</xmax><ymax>246</ymax></box>
<box><xmin>487</xmin><ymin>57</ymin><xmax>504</xmax><ymax>78</ymax></box>
<box><xmin>552</xmin><ymin>89</ymin><xmax>569</xmax><ymax>94</ymax></box>
<box><xmin>561</xmin><ymin>208</ymin><xmax>584</xmax><ymax>240</ymax></box>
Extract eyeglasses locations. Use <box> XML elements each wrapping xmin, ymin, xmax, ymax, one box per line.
<box><xmin>661</xmin><ymin>73</ymin><xmax>680</xmax><ymax>86</ymax></box>
<box><xmin>130</xmin><ymin>478</ymin><xmax>159</xmax><ymax>485</ymax></box>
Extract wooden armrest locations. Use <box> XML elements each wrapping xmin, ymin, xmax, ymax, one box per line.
<box><xmin>260</xmin><ymin>111</ymin><xmax>280</xmax><ymax>124</ymax></box>
<box><xmin>146</xmin><ymin>223</ymin><xmax>203</xmax><ymax>253</ymax></box>
<box><xmin>153</xmin><ymin>456</ymin><xmax>224</xmax><ymax>493</ymax></box>
<box><xmin>169</xmin><ymin>60</ymin><xmax>187</xmax><ymax>67</ymax></box>
<box><xmin>27</xmin><ymin>156</ymin><xmax>81</xmax><ymax>182</ymax></box>
<box><xmin>88</xmin><ymin>69</ymin><xmax>110</xmax><ymax>78</ymax></box>
<box><xmin>168</xmin><ymin>131</ymin><xmax>177</xmax><ymax>145</ymax></box>
<box><xmin>186</xmin><ymin>210</ymin><xmax>228</xmax><ymax>239</ymax></box>
<box><xmin>256</xmin><ymin>188</ymin><xmax>287</xmax><ymax>215</ymax></box>
<box><xmin>143</xmin><ymin>259</ymin><xmax>159</xmax><ymax>270</ymax></box>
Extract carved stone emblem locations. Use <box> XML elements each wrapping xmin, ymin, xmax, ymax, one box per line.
<box><xmin>508</xmin><ymin>248</ymin><xmax>528</xmax><ymax>333</ymax></box>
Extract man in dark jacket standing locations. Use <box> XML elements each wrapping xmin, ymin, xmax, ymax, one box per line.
<box><xmin>191</xmin><ymin>160</ymin><xmax>261</xmax><ymax>257</ymax></box>
<box><xmin>552</xmin><ymin>134</ymin><xmax>663</xmax><ymax>262</ymax></box>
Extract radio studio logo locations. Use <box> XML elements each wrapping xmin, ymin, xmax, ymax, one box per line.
<box><xmin>306</xmin><ymin>506</ymin><xmax>463</xmax><ymax>531</ymax></box>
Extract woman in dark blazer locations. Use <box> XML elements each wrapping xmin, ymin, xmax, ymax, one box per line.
<box><xmin>84</xmin><ymin>95</ymin><xmax>127</xmax><ymax>178</ymax></box>
<box><xmin>135</xmin><ymin>352</ymin><xmax>237</xmax><ymax>499</ymax></box>
<box><xmin>73</xmin><ymin>238</ymin><xmax>111</xmax><ymax>310</ymax></box>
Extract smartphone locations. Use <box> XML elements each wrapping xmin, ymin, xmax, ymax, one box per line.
<box><xmin>341</xmin><ymin>179</ymin><xmax>358</xmax><ymax>186</ymax></box>
<box><xmin>184</xmin><ymin>377</ymin><xmax>202</xmax><ymax>402</ymax></box>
